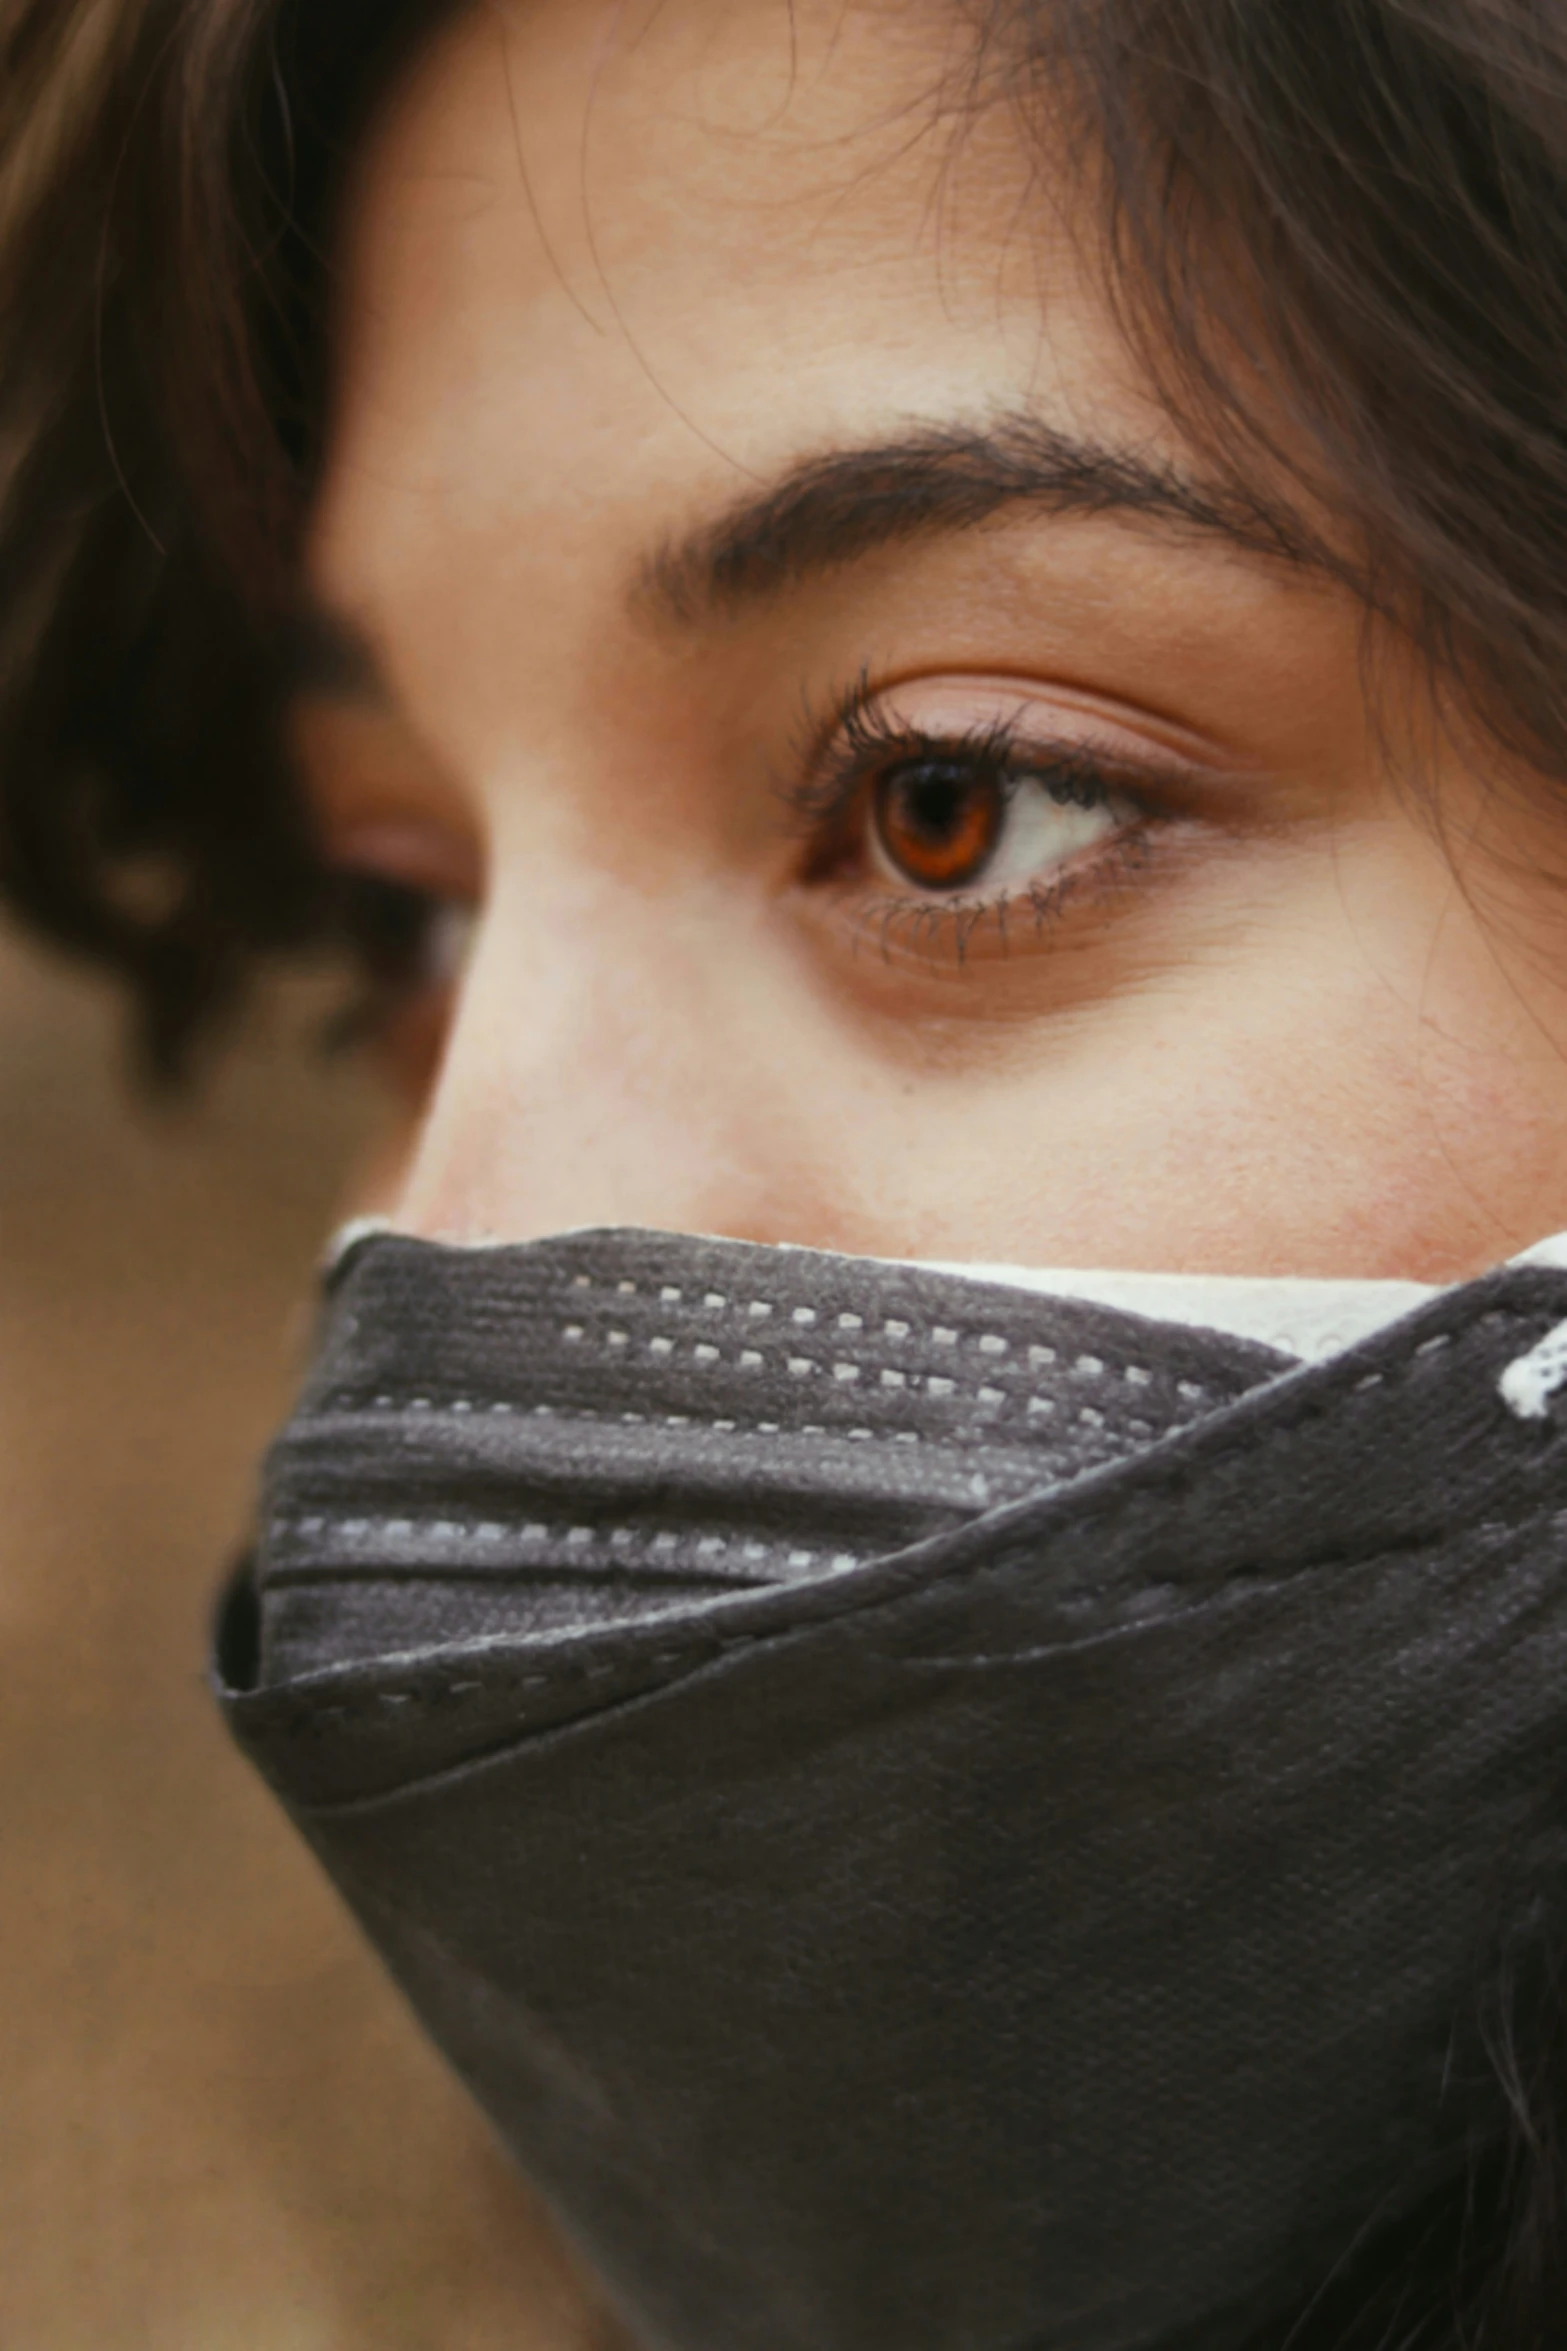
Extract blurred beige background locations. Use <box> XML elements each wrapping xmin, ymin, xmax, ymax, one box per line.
<box><xmin>0</xmin><ymin>922</ymin><xmax>616</xmax><ymax>2350</ymax></box>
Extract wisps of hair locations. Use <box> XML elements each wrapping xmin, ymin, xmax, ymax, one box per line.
<box><xmin>0</xmin><ymin>0</ymin><xmax>429</xmax><ymax>1072</ymax></box>
<box><xmin>1012</xmin><ymin>0</ymin><xmax>1567</xmax><ymax>792</ymax></box>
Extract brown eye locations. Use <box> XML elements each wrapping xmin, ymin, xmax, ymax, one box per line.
<box><xmin>872</xmin><ymin>758</ymin><xmax>1007</xmax><ymax>891</ymax></box>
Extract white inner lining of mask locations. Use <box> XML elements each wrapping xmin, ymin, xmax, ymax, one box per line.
<box><xmin>912</xmin><ymin>1263</ymin><xmax>1431</xmax><ymax>1363</ymax></box>
<box><xmin>919</xmin><ymin>1233</ymin><xmax>1567</xmax><ymax>1362</ymax></box>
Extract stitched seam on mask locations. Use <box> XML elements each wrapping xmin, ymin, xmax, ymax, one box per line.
<box><xmin>568</xmin><ymin>1331</ymin><xmax>1200</xmax><ymax>1399</ymax></box>
<box><xmin>252</xmin><ymin>1306</ymin><xmax>1552</xmax><ymax>1739</ymax></box>
<box><xmin>900</xmin><ymin>1519</ymin><xmax>1536</xmax><ymax>1665</ymax></box>
<box><xmin>326</xmin><ymin>1380</ymin><xmax>1205</xmax><ymax>1436</ymax></box>
<box><xmin>560</xmin><ymin>1274</ymin><xmax>1208</xmax><ymax>1376</ymax></box>
<box><xmin>266</xmin><ymin>1514</ymin><xmax>864</xmax><ymax>1577</ymax></box>
<box><xmin>896</xmin><ymin>1310</ymin><xmax>1539</xmax><ymax>1616</ymax></box>
<box><xmin>265</xmin><ymin>1625</ymin><xmax>782</xmax><ymax>1732</ymax></box>
<box><xmin>332</xmin><ymin>1396</ymin><xmax>945</xmax><ymax>1446</ymax></box>
<box><xmin>502</xmin><ymin>1309</ymin><xmax>1510</xmax><ymax>1457</ymax></box>
<box><xmin>258</xmin><ymin>1511</ymin><xmax>1543</xmax><ymax>1740</ymax></box>
<box><xmin>342</xmin><ymin>1395</ymin><xmax>934</xmax><ymax>1444</ymax></box>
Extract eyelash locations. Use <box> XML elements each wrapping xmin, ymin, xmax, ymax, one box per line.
<box><xmin>325</xmin><ymin>678</ymin><xmax>1182</xmax><ymax>1037</ymax></box>
<box><xmin>782</xmin><ymin>675</ymin><xmax>1163</xmax><ymax>955</ymax></box>
<box><xmin>324</xmin><ymin>871</ymin><xmax>464</xmax><ymax>1055</ymax></box>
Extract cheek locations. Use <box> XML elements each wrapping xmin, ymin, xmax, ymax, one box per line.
<box><xmin>359</xmin><ymin>796</ymin><xmax>1567</xmax><ymax>1281</ymax></box>
<box><xmin>1034</xmin><ymin>861</ymin><xmax>1567</xmax><ymax>1281</ymax></box>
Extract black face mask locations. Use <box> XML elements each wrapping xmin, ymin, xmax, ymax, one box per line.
<box><xmin>216</xmin><ymin>1228</ymin><xmax>1567</xmax><ymax>2351</ymax></box>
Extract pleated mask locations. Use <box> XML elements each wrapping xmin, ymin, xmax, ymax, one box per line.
<box><xmin>216</xmin><ymin>1224</ymin><xmax>1567</xmax><ymax>2351</ymax></box>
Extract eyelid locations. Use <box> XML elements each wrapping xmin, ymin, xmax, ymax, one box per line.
<box><xmin>787</xmin><ymin>668</ymin><xmax>1212</xmax><ymax>817</ymax></box>
<box><xmin>291</xmin><ymin>695</ymin><xmax>483</xmax><ymax>891</ymax></box>
<box><xmin>782</xmin><ymin>676</ymin><xmax>1196</xmax><ymax>860</ymax></box>
<box><xmin>322</xmin><ymin>817</ymin><xmax>484</xmax><ymax>906</ymax></box>
<box><xmin>795</xmin><ymin>666</ymin><xmax>1231</xmax><ymax>785</ymax></box>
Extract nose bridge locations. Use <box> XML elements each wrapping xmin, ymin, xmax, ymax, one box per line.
<box><xmin>392</xmin><ymin>872</ymin><xmax>770</xmax><ymax>1246</ymax></box>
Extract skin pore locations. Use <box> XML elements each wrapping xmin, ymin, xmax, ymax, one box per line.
<box><xmin>298</xmin><ymin>0</ymin><xmax>1567</xmax><ymax>1279</ymax></box>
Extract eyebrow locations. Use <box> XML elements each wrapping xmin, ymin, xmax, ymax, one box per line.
<box><xmin>635</xmin><ymin>413</ymin><xmax>1321</xmax><ymax>627</ymax></box>
<box><xmin>282</xmin><ymin>412</ymin><xmax>1324</xmax><ymax>703</ymax></box>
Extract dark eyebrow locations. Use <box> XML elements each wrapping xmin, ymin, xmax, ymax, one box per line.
<box><xmin>635</xmin><ymin>413</ymin><xmax>1321</xmax><ymax>626</ymax></box>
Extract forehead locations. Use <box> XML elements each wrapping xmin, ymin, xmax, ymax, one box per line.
<box><xmin>314</xmin><ymin>0</ymin><xmax>1166</xmax><ymax>590</ymax></box>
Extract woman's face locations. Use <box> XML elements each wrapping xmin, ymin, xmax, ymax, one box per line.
<box><xmin>298</xmin><ymin>0</ymin><xmax>1567</xmax><ymax>1278</ymax></box>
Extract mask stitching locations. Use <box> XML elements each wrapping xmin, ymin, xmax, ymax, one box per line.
<box><xmin>246</xmin><ymin>1514</ymin><xmax>1539</xmax><ymax>1738</ymax></box>
<box><xmin>563</xmin><ymin>1329</ymin><xmax>1127</xmax><ymax>1387</ymax></box>
<box><xmin>542</xmin><ymin>1265</ymin><xmax>1293</xmax><ymax>1385</ymax></box>
<box><xmin>268</xmin><ymin>1514</ymin><xmax>861</xmax><ymax>1577</ymax></box>
<box><xmin>554</xmin><ymin>1306</ymin><xmax>1209</xmax><ymax>1397</ymax></box>
<box><xmin>334</xmin><ymin>1354</ymin><xmax>1205</xmax><ymax>1418</ymax></box>
<box><xmin>250</xmin><ymin>1306</ymin><xmax>1552</xmax><ymax>1737</ymax></box>
<box><xmin>314</xmin><ymin>1394</ymin><xmax>1184</xmax><ymax>1449</ymax></box>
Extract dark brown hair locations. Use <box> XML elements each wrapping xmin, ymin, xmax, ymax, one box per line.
<box><xmin>0</xmin><ymin>0</ymin><xmax>431</xmax><ymax>1070</ymax></box>
<box><xmin>3</xmin><ymin>2</ymin><xmax>1567</xmax><ymax>2336</ymax></box>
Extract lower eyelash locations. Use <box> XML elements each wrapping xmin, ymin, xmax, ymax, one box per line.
<box><xmin>841</xmin><ymin>822</ymin><xmax>1157</xmax><ymax>969</ymax></box>
<box><xmin>320</xmin><ymin>872</ymin><xmax>471</xmax><ymax>1057</ymax></box>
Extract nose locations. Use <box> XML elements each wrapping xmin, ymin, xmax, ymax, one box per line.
<box><xmin>388</xmin><ymin>864</ymin><xmax>832</xmax><ymax>1250</ymax></box>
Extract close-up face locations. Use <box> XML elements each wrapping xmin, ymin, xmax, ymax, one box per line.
<box><xmin>299</xmin><ymin>0</ymin><xmax>1567</xmax><ymax>1281</ymax></box>
<box><xmin>18</xmin><ymin>10</ymin><xmax>1567</xmax><ymax>2351</ymax></box>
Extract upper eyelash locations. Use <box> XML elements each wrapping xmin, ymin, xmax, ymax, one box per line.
<box><xmin>780</xmin><ymin>670</ymin><xmax>1147</xmax><ymax>841</ymax></box>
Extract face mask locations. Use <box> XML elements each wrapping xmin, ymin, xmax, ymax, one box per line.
<box><xmin>216</xmin><ymin>1226</ymin><xmax>1567</xmax><ymax>2351</ymax></box>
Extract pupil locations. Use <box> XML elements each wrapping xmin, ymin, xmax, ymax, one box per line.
<box><xmin>903</xmin><ymin>769</ymin><xmax>970</xmax><ymax>842</ymax></box>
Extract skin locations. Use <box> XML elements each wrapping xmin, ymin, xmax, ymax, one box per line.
<box><xmin>299</xmin><ymin>0</ymin><xmax>1567</xmax><ymax>1280</ymax></box>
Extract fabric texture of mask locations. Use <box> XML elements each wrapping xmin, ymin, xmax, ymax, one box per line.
<box><xmin>217</xmin><ymin>1228</ymin><xmax>1567</xmax><ymax>2351</ymax></box>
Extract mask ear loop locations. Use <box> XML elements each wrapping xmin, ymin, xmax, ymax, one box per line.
<box><xmin>1499</xmin><ymin>1320</ymin><xmax>1567</xmax><ymax>1420</ymax></box>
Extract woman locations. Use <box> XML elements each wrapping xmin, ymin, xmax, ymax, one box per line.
<box><xmin>4</xmin><ymin>1</ymin><xmax>1567</xmax><ymax>2343</ymax></box>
